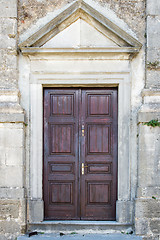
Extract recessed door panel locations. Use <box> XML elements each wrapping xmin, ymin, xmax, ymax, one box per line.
<box><xmin>43</xmin><ymin>88</ymin><xmax>118</xmax><ymax>220</ymax></box>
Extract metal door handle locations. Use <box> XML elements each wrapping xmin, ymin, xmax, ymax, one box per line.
<box><xmin>82</xmin><ymin>124</ymin><xmax>85</xmax><ymax>136</ymax></box>
<box><xmin>81</xmin><ymin>163</ymin><xmax>88</xmax><ymax>175</ymax></box>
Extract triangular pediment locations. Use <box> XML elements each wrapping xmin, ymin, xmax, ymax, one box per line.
<box><xmin>42</xmin><ymin>19</ymin><xmax>118</xmax><ymax>48</ymax></box>
<box><xmin>19</xmin><ymin>0</ymin><xmax>142</xmax><ymax>54</ymax></box>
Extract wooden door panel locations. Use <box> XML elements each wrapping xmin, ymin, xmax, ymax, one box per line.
<box><xmin>49</xmin><ymin>124</ymin><xmax>74</xmax><ymax>155</ymax></box>
<box><xmin>87</xmin><ymin>94</ymin><xmax>111</xmax><ymax>116</ymax></box>
<box><xmin>49</xmin><ymin>163</ymin><xmax>74</xmax><ymax>173</ymax></box>
<box><xmin>87</xmin><ymin>124</ymin><xmax>111</xmax><ymax>154</ymax></box>
<box><xmin>44</xmin><ymin>88</ymin><xmax>117</xmax><ymax>220</ymax></box>
<box><xmin>49</xmin><ymin>181</ymin><xmax>74</xmax><ymax>204</ymax></box>
<box><xmin>44</xmin><ymin>89</ymin><xmax>79</xmax><ymax>220</ymax></box>
<box><xmin>81</xmin><ymin>89</ymin><xmax>117</xmax><ymax>220</ymax></box>
<box><xmin>51</xmin><ymin>94</ymin><xmax>74</xmax><ymax>116</ymax></box>
<box><xmin>87</xmin><ymin>163</ymin><xmax>112</xmax><ymax>174</ymax></box>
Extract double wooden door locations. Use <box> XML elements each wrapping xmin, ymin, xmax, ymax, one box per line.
<box><xmin>43</xmin><ymin>88</ymin><xmax>118</xmax><ymax>220</ymax></box>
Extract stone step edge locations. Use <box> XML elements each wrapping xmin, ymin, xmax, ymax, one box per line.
<box><xmin>29</xmin><ymin>221</ymin><xmax>132</xmax><ymax>226</ymax></box>
<box><xmin>28</xmin><ymin>221</ymin><xmax>133</xmax><ymax>234</ymax></box>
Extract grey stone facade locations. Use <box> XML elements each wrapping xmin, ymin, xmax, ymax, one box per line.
<box><xmin>0</xmin><ymin>0</ymin><xmax>160</xmax><ymax>239</ymax></box>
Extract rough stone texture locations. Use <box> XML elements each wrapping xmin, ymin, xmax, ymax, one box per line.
<box><xmin>146</xmin><ymin>71</ymin><xmax>160</xmax><ymax>89</ymax></box>
<box><xmin>17</xmin><ymin>233</ymin><xmax>143</xmax><ymax>240</ymax></box>
<box><xmin>135</xmin><ymin>217</ymin><xmax>149</xmax><ymax>236</ymax></box>
<box><xmin>147</xmin><ymin>16</ymin><xmax>160</xmax><ymax>49</ymax></box>
<box><xmin>0</xmin><ymin>0</ymin><xmax>17</xmax><ymax>18</ymax></box>
<box><xmin>0</xmin><ymin>200</ymin><xmax>20</xmax><ymax>220</ymax></box>
<box><xmin>0</xmin><ymin>0</ymin><xmax>26</xmax><ymax>237</ymax></box>
<box><xmin>135</xmin><ymin>199</ymin><xmax>160</xmax><ymax>219</ymax></box>
<box><xmin>138</xmin><ymin>125</ymin><xmax>160</xmax><ymax>188</ymax></box>
<box><xmin>0</xmin><ymin>123</ymin><xmax>26</xmax><ymax>239</ymax></box>
<box><xmin>150</xmin><ymin>220</ymin><xmax>160</xmax><ymax>235</ymax></box>
<box><xmin>147</xmin><ymin>0</ymin><xmax>160</xmax><ymax>17</ymax></box>
<box><xmin>135</xmin><ymin>199</ymin><xmax>160</xmax><ymax>238</ymax></box>
<box><xmin>0</xmin><ymin>89</ymin><xmax>26</xmax><ymax>239</ymax></box>
<box><xmin>0</xmin><ymin>220</ymin><xmax>20</xmax><ymax>234</ymax></box>
<box><xmin>0</xmin><ymin>0</ymin><xmax>18</xmax><ymax>90</ymax></box>
<box><xmin>28</xmin><ymin>200</ymin><xmax>43</xmax><ymax>223</ymax></box>
<box><xmin>146</xmin><ymin>0</ymin><xmax>160</xmax><ymax>88</ymax></box>
<box><xmin>116</xmin><ymin>201</ymin><xmax>133</xmax><ymax>223</ymax></box>
<box><xmin>0</xmin><ymin>0</ymin><xmax>160</xmax><ymax>239</ymax></box>
<box><xmin>136</xmin><ymin>107</ymin><xmax>160</xmax><ymax>238</ymax></box>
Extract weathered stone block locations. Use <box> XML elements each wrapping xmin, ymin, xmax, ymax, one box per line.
<box><xmin>0</xmin><ymin>69</ymin><xmax>17</xmax><ymax>89</ymax></box>
<box><xmin>0</xmin><ymin>220</ymin><xmax>20</xmax><ymax>234</ymax></box>
<box><xmin>29</xmin><ymin>199</ymin><xmax>44</xmax><ymax>222</ymax></box>
<box><xmin>0</xmin><ymin>166</ymin><xmax>23</xmax><ymax>187</ymax></box>
<box><xmin>146</xmin><ymin>70</ymin><xmax>160</xmax><ymax>88</ymax></box>
<box><xmin>137</xmin><ymin>187</ymin><xmax>160</xmax><ymax>199</ymax></box>
<box><xmin>147</xmin><ymin>0</ymin><xmax>160</xmax><ymax>15</ymax></box>
<box><xmin>0</xmin><ymin>187</ymin><xmax>25</xmax><ymax>199</ymax></box>
<box><xmin>0</xmin><ymin>126</ymin><xmax>24</xmax><ymax>148</ymax></box>
<box><xmin>147</xmin><ymin>48</ymin><xmax>160</xmax><ymax>63</ymax></box>
<box><xmin>150</xmin><ymin>219</ymin><xmax>160</xmax><ymax>235</ymax></box>
<box><xmin>150</xmin><ymin>220</ymin><xmax>160</xmax><ymax>234</ymax></box>
<box><xmin>0</xmin><ymin>113</ymin><xmax>25</xmax><ymax>123</ymax></box>
<box><xmin>0</xmin><ymin>34</ymin><xmax>16</xmax><ymax>49</ymax></box>
<box><xmin>138</xmin><ymin>125</ymin><xmax>160</xmax><ymax>187</ymax></box>
<box><xmin>116</xmin><ymin>200</ymin><xmax>133</xmax><ymax>223</ymax></box>
<box><xmin>0</xmin><ymin>50</ymin><xmax>17</xmax><ymax>70</ymax></box>
<box><xmin>0</xmin><ymin>123</ymin><xmax>24</xmax><ymax>129</ymax></box>
<box><xmin>135</xmin><ymin>199</ymin><xmax>160</xmax><ymax>219</ymax></box>
<box><xmin>0</xmin><ymin>0</ymin><xmax>17</xmax><ymax>18</ymax></box>
<box><xmin>0</xmin><ymin>235</ymin><xmax>8</xmax><ymax>240</ymax></box>
<box><xmin>0</xmin><ymin>147</ymin><xmax>24</xmax><ymax>166</ymax></box>
<box><xmin>135</xmin><ymin>218</ymin><xmax>149</xmax><ymax>235</ymax></box>
<box><xmin>0</xmin><ymin>200</ymin><xmax>20</xmax><ymax>220</ymax></box>
<box><xmin>0</xmin><ymin>18</ymin><xmax>17</xmax><ymax>36</ymax></box>
<box><xmin>147</xmin><ymin>16</ymin><xmax>160</xmax><ymax>48</ymax></box>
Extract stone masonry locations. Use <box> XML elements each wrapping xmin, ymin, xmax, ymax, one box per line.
<box><xmin>135</xmin><ymin>1</ymin><xmax>160</xmax><ymax>239</ymax></box>
<box><xmin>0</xmin><ymin>0</ymin><xmax>26</xmax><ymax>239</ymax></box>
<box><xmin>0</xmin><ymin>0</ymin><xmax>160</xmax><ymax>239</ymax></box>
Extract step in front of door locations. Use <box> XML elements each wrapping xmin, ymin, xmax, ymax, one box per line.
<box><xmin>18</xmin><ymin>233</ymin><xmax>142</xmax><ymax>240</ymax></box>
<box><xmin>28</xmin><ymin>221</ymin><xmax>132</xmax><ymax>234</ymax></box>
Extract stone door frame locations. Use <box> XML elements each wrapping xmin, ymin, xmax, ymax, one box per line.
<box><xmin>28</xmin><ymin>67</ymin><xmax>131</xmax><ymax>223</ymax></box>
<box><xmin>18</xmin><ymin>0</ymin><xmax>142</xmax><ymax>223</ymax></box>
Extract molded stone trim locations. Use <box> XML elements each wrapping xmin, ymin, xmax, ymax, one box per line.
<box><xmin>21</xmin><ymin>47</ymin><xmax>140</xmax><ymax>55</ymax></box>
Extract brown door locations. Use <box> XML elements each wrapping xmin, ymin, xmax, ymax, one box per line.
<box><xmin>43</xmin><ymin>88</ymin><xmax>118</xmax><ymax>220</ymax></box>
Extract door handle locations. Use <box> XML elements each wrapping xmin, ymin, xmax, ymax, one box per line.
<box><xmin>82</xmin><ymin>124</ymin><xmax>85</xmax><ymax>137</ymax></box>
<box><xmin>81</xmin><ymin>163</ymin><xmax>88</xmax><ymax>175</ymax></box>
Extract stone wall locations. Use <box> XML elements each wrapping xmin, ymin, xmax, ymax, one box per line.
<box><xmin>0</xmin><ymin>98</ymin><xmax>26</xmax><ymax>240</ymax></box>
<box><xmin>146</xmin><ymin>0</ymin><xmax>160</xmax><ymax>88</ymax></box>
<box><xmin>135</xmin><ymin>1</ymin><xmax>160</xmax><ymax>239</ymax></box>
<box><xmin>0</xmin><ymin>0</ymin><xmax>160</xmax><ymax>239</ymax></box>
<box><xmin>0</xmin><ymin>0</ymin><xmax>26</xmax><ymax>239</ymax></box>
<box><xmin>136</xmin><ymin>120</ymin><xmax>160</xmax><ymax>239</ymax></box>
<box><xmin>0</xmin><ymin>0</ymin><xmax>18</xmax><ymax>90</ymax></box>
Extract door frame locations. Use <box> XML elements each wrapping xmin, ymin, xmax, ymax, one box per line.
<box><xmin>28</xmin><ymin>73</ymin><xmax>131</xmax><ymax>223</ymax></box>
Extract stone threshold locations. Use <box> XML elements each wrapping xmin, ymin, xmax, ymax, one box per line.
<box><xmin>28</xmin><ymin>221</ymin><xmax>133</xmax><ymax>234</ymax></box>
